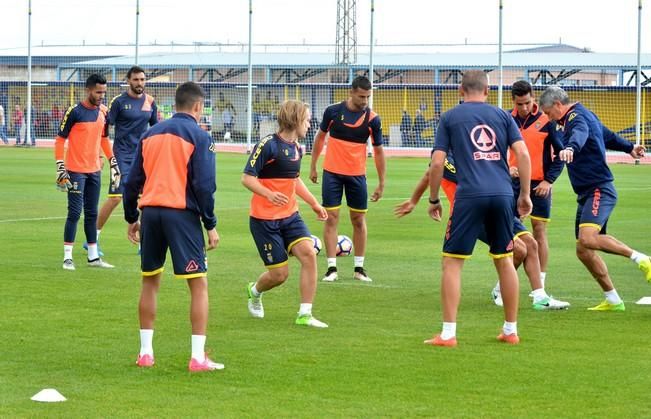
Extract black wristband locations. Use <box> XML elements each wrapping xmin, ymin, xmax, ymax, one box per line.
<box><xmin>428</xmin><ymin>197</ymin><xmax>440</xmax><ymax>205</ymax></box>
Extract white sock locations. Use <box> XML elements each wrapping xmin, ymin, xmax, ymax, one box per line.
<box><xmin>250</xmin><ymin>283</ymin><xmax>261</xmax><ymax>297</ymax></box>
<box><xmin>327</xmin><ymin>258</ymin><xmax>337</xmax><ymax>268</ymax></box>
<box><xmin>87</xmin><ymin>243</ymin><xmax>99</xmax><ymax>260</ymax></box>
<box><xmin>540</xmin><ymin>272</ymin><xmax>547</xmax><ymax>288</ymax></box>
<box><xmin>298</xmin><ymin>303</ymin><xmax>312</xmax><ymax>316</ymax></box>
<box><xmin>64</xmin><ymin>244</ymin><xmax>73</xmax><ymax>261</ymax></box>
<box><xmin>191</xmin><ymin>335</ymin><xmax>206</xmax><ymax>362</ymax></box>
<box><xmin>604</xmin><ymin>289</ymin><xmax>623</xmax><ymax>305</ymax></box>
<box><xmin>139</xmin><ymin>329</ymin><xmax>154</xmax><ymax>356</ymax></box>
<box><xmin>440</xmin><ymin>322</ymin><xmax>456</xmax><ymax>340</ymax></box>
<box><xmin>531</xmin><ymin>288</ymin><xmax>548</xmax><ymax>303</ymax></box>
<box><xmin>503</xmin><ymin>321</ymin><xmax>517</xmax><ymax>336</ymax></box>
<box><xmin>354</xmin><ymin>256</ymin><xmax>364</xmax><ymax>268</ymax></box>
<box><xmin>97</xmin><ymin>229</ymin><xmax>101</xmax><ymax>240</ymax></box>
<box><xmin>630</xmin><ymin>251</ymin><xmax>648</xmax><ymax>264</ymax></box>
<box><xmin>493</xmin><ymin>281</ymin><xmax>501</xmax><ymax>293</ymax></box>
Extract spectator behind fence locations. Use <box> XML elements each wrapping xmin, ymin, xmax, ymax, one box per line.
<box><xmin>12</xmin><ymin>104</ymin><xmax>23</xmax><ymax>145</ymax></box>
<box><xmin>412</xmin><ymin>109</ymin><xmax>427</xmax><ymax>147</ymax></box>
<box><xmin>400</xmin><ymin>109</ymin><xmax>412</xmax><ymax>147</ymax></box>
<box><xmin>0</xmin><ymin>103</ymin><xmax>7</xmax><ymax>144</ymax></box>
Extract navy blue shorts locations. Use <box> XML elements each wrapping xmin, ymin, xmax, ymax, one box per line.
<box><xmin>249</xmin><ymin>212</ymin><xmax>312</xmax><ymax>268</ymax></box>
<box><xmin>513</xmin><ymin>179</ymin><xmax>552</xmax><ymax>221</ymax></box>
<box><xmin>321</xmin><ymin>170</ymin><xmax>368</xmax><ymax>212</ymax></box>
<box><xmin>107</xmin><ymin>156</ymin><xmax>133</xmax><ymax>197</ymax></box>
<box><xmin>443</xmin><ymin>195</ymin><xmax>515</xmax><ymax>258</ymax></box>
<box><xmin>140</xmin><ymin>207</ymin><xmax>207</xmax><ymax>278</ymax></box>
<box><xmin>513</xmin><ymin>217</ymin><xmax>529</xmax><ymax>238</ymax></box>
<box><xmin>477</xmin><ymin>217</ymin><xmax>528</xmax><ymax>244</ymax></box>
<box><xmin>575</xmin><ymin>183</ymin><xmax>617</xmax><ymax>239</ymax></box>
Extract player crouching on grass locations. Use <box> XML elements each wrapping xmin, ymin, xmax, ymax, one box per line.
<box><xmin>242</xmin><ymin>100</ymin><xmax>329</xmax><ymax>328</ymax></box>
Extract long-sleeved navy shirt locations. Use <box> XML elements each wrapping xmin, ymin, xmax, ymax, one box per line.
<box><xmin>557</xmin><ymin>102</ymin><xmax>633</xmax><ymax>194</ymax></box>
<box><xmin>123</xmin><ymin>113</ymin><xmax>217</xmax><ymax>230</ymax></box>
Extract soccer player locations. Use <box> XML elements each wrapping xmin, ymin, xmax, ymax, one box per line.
<box><xmin>123</xmin><ymin>82</ymin><xmax>222</xmax><ymax>372</ymax></box>
<box><xmin>539</xmin><ymin>86</ymin><xmax>651</xmax><ymax>311</ymax></box>
<box><xmin>242</xmin><ymin>100</ymin><xmax>329</xmax><ymax>328</ymax></box>
<box><xmin>394</xmin><ymin>156</ymin><xmax>570</xmax><ymax>310</ymax></box>
<box><xmin>506</xmin><ymin>80</ymin><xmax>565</xmax><ymax>294</ymax></box>
<box><xmin>309</xmin><ymin>75</ymin><xmax>386</xmax><ymax>283</ymax></box>
<box><xmin>91</xmin><ymin>66</ymin><xmax>158</xmax><ymax>255</ymax></box>
<box><xmin>425</xmin><ymin>70</ymin><xmax>533</xmax><ymax>347</ymax></box>
<box><xmin>55</xmin><ymin>74</ymin><xmax>119</xmax><ymax>271</ymax></box>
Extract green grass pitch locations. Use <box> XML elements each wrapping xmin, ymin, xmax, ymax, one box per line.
<box><xmin>1</xmin><ymin>147</ymin><xmax>650</xmax><ymax>417</ymax></box>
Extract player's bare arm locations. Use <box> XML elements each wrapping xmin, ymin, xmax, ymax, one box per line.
<box><xmin>127</xmin><ymin>221</ymin><xmax>140</xmax><ymax>244</ymax></box>
<box><xmin>533</xmin><ymin>180</ymin><xmax>553</xmax><ymax>198</ymax></box>
<box><xmin>370</xmin><ymin>145</ymin><xmax>386</xmax><ymax>202</ymax></box>
<box><xmin>394</xmin><ymin>168</ymin><xmax>429</xmax><ymax>218</ymax></box>
<box><xmin>296</xmin><ymin>178</ymin><xmax>328</xmax><ymax>221</ymax></box>
<box><xmin>631</xmin><ymin>145</ymin><xmax>646</xmax><ymax>159</ymax></box>
<box><xmin>241</xmin><ymin>173</ymin><xmax>289</xmax><ymax>206</ymax></box>
<box><xmin>511</xmin><ymin>141</ymin><xmax>533</xmax><ymax>217</ymax></box>
<box><xmin>428</xmin><ymin>150</ymin><xmax>446</xmax><ymax>222</ymax></box>
<box><xmin>206</xmin><ymin>228</ymin><xmax>219</xmax><ymax>250</ymax></box>
<box><xmin>309</xmin><ymin>129</ymin><xmax>327</xmax><ymax>183</ymax></box>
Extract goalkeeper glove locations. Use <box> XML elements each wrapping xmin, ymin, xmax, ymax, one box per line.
<box><xmin>109</xmin><ymin>156</ymin><xmax>121</xmax><ymax>191</ymax></box>
<box><xmin>55</xmin><ymin>160</ymin><xmax>72</xmax><ymax>192</ymax></box>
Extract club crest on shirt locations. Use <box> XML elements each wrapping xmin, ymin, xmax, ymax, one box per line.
<box><xmin>568</xmin><ymin>112</ymin><xmax>577</xmax><ymax>122</ymax></box>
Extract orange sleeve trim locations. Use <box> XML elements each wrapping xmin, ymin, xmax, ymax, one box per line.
<box><xmin>55</xmin><ymin>136</ymin><xmax>66</xmax><ymax>160</ymax></box>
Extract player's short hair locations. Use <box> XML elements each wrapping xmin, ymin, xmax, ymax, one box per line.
<box><xmin>126</xmin><ymin>65</ymin><xmax>146</xmax><ymax>79</ymax></box>
<box><xmin>175</xmin><ymin>82</ymin><xmax>205</xmax><ymax>111</ymax></box>
<box><xmin>351</xmin><ymin>75</ymin><xmax>372</xmax><ymax>91</ymax></box>
<box><xmin>85</xmin><ymin>74</ymin><xmax>107</xmax><ymax>88</ymax></box>
<box><xmin>539</xmin><ymin>86</ymin><xmax>571</xmax><ymax>108</ymax></box>
<box><xmin>511</xmin><ymin>80</ymin><xmax>533</xmax><ymax>98</ymax></box>
<box><xmin>461</xmin><ymin>70</ymin><xmax>488</xmax><ymax>94</ymax></box>
<box><xmin>277</xmin><ymin>100</ymin><xmax>310</xmax><ymax>132</ymax></box>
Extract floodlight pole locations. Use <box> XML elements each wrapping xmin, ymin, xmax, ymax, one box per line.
<box><xmin>497</xmin><ymin>0</ymin><xmax>504</xmax><ymax>108</ymax></box>
<box><xmin>246</xmin><ymin>0</ymin><xmax>253</xmax><ymax>153</ymax></box>
<box><xmin>368</xmin><ymin>0</ymin><xmax>375</xmax><ymax>108</ymax></box>
<box><xmin>135</xmin><ymin>0</ymin><xmax>140</xmax><ymax>64</ymax></box>
<box><xmin>367</xmin><ymin>0</ymin><xmax>374</xmax><ymax>154</ymax></box>
<box><xmin>26</xmin><ymin>0</ymin><xmax>32</xmax><ymax>145</ymax></box>
<box><xmin>635</xmin><ymin>0</ymin><xmax>643</xmax><ymax>151</ymax></box>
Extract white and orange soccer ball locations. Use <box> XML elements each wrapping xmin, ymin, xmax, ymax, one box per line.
<box><xmin>336</xmin><ymin>235</ymin><xmax>353</xmax><ymax>257</ymax></box>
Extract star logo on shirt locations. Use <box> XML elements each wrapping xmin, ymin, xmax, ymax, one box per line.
<box><xmin>470</xmin><ymin>124</ymin><xmax>496</xmax><ymax>152</ymax></box>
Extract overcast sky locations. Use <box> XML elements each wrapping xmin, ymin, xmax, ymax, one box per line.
<box><xmin>0</xmin><ymin>0</ymin><xmax>648</xmax><ymax>54</ymax></box>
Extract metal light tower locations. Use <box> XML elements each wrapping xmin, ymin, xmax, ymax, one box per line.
<box><xmin>335</xmin><ymin>0</ymin><xmax>357</xmax><ymax>65</ymax></box>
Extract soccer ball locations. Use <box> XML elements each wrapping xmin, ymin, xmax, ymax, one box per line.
<box><xmin>336</xmin><ymin>235</ymin><xmax>353</xmax><ymax>257</ymax></box>
<box><xmin>310</xmin><ymin>234</ymin><xmax>322</xmax><ymax>255</ymax></box>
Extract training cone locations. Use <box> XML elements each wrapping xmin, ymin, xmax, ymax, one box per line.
<box><xmin>636</xmin><ymin>296</ymin><xmax>651</xmax><ymax>305</ymax></box>
<box><xmin>31</xmin><ymin>388</ymin><xmax>67</xmax><ymax>402</ymax></box>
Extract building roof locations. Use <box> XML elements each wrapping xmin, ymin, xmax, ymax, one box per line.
<box><xmin>67</xmin><ymin>51</ymin><xmax>651</xmax><ymax>70</ymax></box>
